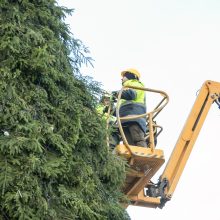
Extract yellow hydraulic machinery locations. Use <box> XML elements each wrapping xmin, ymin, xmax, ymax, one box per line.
<box><xmin>113</xmin><ymin>80</ymin><xmax>220</xmax><ymax>208</ymax></box>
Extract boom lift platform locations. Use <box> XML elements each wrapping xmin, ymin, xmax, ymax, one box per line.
<box><xmin>112</xmin><ymin>80</ymin><xmax>220</xmax><ymax>208</ymax></box>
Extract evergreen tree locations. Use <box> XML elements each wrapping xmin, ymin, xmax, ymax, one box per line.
<box><xmin>0</xmin><ymin>0</ymin><xmax>130</xmax><ymax>219</ymax></box>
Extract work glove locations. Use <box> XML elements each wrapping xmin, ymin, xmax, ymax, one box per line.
<box><xmin>103</xmin><ymin>105</ymin><xmax>109</xmax><ymax>113</ymax></box>
<box><xmin>111</xmin><ymin>91</ymin><xmax>118</xmax><ymax>97</ymax></box>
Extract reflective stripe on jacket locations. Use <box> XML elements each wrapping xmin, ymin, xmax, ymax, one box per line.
<box><xmin>119</xmin><ymin>79</ymin><xmax>147</xmax><ymax>132</ymax></box>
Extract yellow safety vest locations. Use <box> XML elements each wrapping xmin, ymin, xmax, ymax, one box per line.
<box><xmin>120</xmin><ymin>79</ymin><xmax>146</xmax><ymax>106</ymax></box>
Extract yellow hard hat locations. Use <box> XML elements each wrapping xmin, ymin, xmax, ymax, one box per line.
<box><xmin>121</xmin><ymin>68</ymin><xmax>141</xmax><ymax>79</ymax></box>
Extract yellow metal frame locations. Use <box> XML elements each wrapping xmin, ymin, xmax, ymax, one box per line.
<box><xmin>115</xmin><ymin>85</ymin><xmax>169</xmax><ymax>154</ymax></box>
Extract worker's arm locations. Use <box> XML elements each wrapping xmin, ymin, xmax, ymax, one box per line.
<box><xmin>121</xmin><ymin>89</ymin><xmax>137</xmax><ymax>100</ymax></box>
<box><xmin>111</xmin><ymin>89</ymin><xmax>137</xmax><ymax>100</ymax></box>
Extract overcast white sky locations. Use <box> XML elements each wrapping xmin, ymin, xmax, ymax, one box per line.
<box><xmin>58</xmin><ymin>1</ymin><xmax>220</xmax><ymax>219</ymax></box>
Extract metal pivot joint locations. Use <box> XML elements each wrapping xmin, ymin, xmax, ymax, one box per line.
<box><xmin>145</xmin><ymin>178</ymin><xmax>170</xmax><ymax>208</ymax></box>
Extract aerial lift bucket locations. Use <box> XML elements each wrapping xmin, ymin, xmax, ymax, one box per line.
<box><xmin>113</xmin><ymin>85</ymin><xmax>169</xmax><ymax>208</ymax></box>
<box><xmin>109</xmin><ymin>80</ymin><xmax>220</xmax><ymax>209</ymax></box>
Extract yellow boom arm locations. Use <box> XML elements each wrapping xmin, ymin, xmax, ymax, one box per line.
<box><xmin>147</xmin><ymin>80</ymin><xmax>220</xmax><ymax>207</ymax></box>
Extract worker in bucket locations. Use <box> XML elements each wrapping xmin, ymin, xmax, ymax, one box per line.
<box><xmin>113</xmin><ymin>68</ymin><xmax>147</xmax><ymax>147</ymax></box>
<box><xmin>96</xmin><ymin>92</ymin><xmax>120</xmax><ymax>149</ymax></box>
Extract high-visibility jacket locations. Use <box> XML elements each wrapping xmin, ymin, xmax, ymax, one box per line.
<box><xmin>119</xmin><ymin>79</ymin><xmax>147</xmax><ymax>133</ymax></box>
<box><xmin>96</xmin><ymin>103</ymin><xmax>116</xmax><ymax>123</ymax></box>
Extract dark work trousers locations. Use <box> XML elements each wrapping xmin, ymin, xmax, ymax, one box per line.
<box><xmin>109</xmin><ymin>131</ymin><xmax>120</xmax><ymax>150</ymax></box>
<box><xmin>122</xmin><ymin>123</ymin><xmax>147</xmax><ymax>147</ymax></box>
